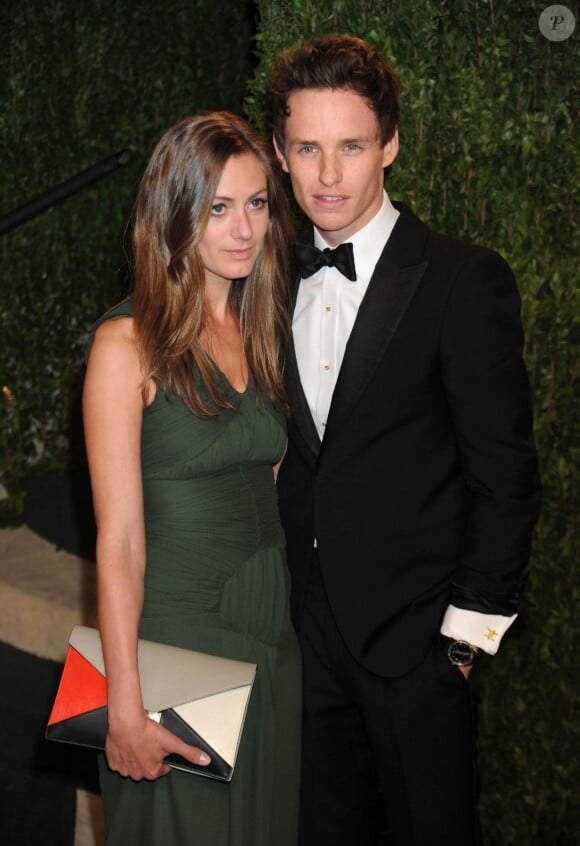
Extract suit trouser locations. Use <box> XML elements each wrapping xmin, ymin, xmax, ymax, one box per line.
<box><xmin>295</xmin><ymin>551</ymin><xmax>481</xmax><ymax>846</ymax></box>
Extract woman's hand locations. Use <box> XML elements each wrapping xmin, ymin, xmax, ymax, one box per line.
<box><xmin>105</xmin><ymin>709</ymin><xmax>211</xmax><ymax>781</ymax></box>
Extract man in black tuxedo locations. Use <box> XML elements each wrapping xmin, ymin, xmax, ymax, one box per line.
<box><xmin>270</xmin><ymin>35</ymin><xmax>541</xmax><ymax>846</ymax></box>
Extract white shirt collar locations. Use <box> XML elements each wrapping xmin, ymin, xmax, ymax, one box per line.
<box><xmin>313</xmin><ymin>191</ymin><xmax>399</xmax><ymax>284</ymax></box>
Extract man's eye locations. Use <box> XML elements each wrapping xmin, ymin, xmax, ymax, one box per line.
<box><xmin>344</xmin><ymin>143</ymin><xmax>362</xmax><ymax>151</ymax></box>
<box><xmin>299</xmin><ymin>145</ymin><xmax>317</xmax><ymax>155</ymax></box>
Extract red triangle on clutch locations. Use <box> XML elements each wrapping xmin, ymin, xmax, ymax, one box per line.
<box><xmin>47</xmin><ymin>645</ymin><xmax>107</xmax><ymax>725</ymax></box>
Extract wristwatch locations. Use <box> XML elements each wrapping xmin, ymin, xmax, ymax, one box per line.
<box><xmin>447</xmin><ymin>640</ymin><xmax>479</xmax><ymax>667</ymax></box>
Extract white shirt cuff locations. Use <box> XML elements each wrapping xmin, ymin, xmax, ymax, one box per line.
<box><xmin>440</xmin><ymin>605</ymin><xmax>518</xmax><ymax>655</ymax></box>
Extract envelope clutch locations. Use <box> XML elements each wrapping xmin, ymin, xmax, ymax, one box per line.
<box><xmin>46</xmin><ymin>625</ymin><xmax>257</xmax><ymax>782</ymax></box>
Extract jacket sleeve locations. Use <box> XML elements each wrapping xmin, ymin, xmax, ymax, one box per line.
<box><xmin>438</xmin><ymin>249</ymin><xmax>541</xmax><ymax>649</ymax></box>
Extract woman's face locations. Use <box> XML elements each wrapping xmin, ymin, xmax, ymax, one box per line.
<box><xmin>198</xmin><ymin>152</ymin><xmax>269</xmax><ymax>288</ymax></box>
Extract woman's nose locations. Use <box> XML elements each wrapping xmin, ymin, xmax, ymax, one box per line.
<box><xmin>232</xmin><ymin>209</ymin><xmax>252</xmax><ymax>240</ymax></box>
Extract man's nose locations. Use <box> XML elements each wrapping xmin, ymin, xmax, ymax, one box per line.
<box><xmin>319</xmin><ymin>153</ymin><xmax>341</xmax><ymax>186</ymax></box>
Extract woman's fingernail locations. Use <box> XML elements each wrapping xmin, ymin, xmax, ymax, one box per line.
<box><xmin>200</xmin><ymin>753</ymin><xmax>211</xmax><ymax>765</ymax></box>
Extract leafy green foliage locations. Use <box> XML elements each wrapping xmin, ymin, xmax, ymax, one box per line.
<box><xmin>247</xmin><ymin>1</ymin><xmax>578</xmax><ymax>842</ymax></box>
<box><xmin>0</xmin><ymin>0</ymin><xmax>253</xmax><ymax>520</ymax></box>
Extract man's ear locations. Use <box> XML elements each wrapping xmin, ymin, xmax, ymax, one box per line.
<box><xmin>272</xmin><ymin>135</ymin><xmax>289</xmax><ymax>173</ymax></box>
<box><xmin>382</xmin><ymin>129</ymin><xmax>399</xmax><ymax>168</ymax></box>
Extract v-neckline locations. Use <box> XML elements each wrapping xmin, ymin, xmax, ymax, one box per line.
<box><xmin>212</xmin><ymin>359</ymin><xmax>250</xmax><ymax>398</ymax></box>
<box><xmin>221</xmin><ymin>370</ymin><xmax>250</xmax><ymax>397</ymax></box>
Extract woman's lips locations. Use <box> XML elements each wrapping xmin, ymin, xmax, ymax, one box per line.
<box><xmin>226</xmin><ymin>247</ymin><xmax>254</xmax><ymax>259</ymax></box>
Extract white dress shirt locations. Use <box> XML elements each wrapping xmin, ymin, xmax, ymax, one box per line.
<box><xmin>293</xmin><ymin>192</ymin><xmax>399</xmax><ymax>439</ymax></box>
<box><xmin>292</xmin><ymin>191</ymin><xmax>515</xmax><ymax>654</ymax></box>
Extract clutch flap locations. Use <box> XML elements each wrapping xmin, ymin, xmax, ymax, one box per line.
<box><xmin>69</xmin><ymin>626</ymin><xmax>256</xmax><ymax>712</ymax></box>
<box><xmin>70</xmin><ymin>625</ymin><xmax>107</xmax><ymax>673</ymax></box>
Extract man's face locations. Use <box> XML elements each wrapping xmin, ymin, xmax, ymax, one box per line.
<box><xmin>274</xmin><ymin>87</ymin><xmax>398</xmax><ymax>246</ymax></box>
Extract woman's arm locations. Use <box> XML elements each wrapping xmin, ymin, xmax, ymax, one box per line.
<box><xmin>83</xmin><ymin>317</ymin><xmax>210</xmax><ymax>780</ymax></box>
<box><xmin>273</xmin><ymin>442</ymin><xmax>288</xmax><ymax>482</ymax></box>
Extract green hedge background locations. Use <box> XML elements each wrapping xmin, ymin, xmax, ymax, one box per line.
<box><xmin>0</xmin><ymin>0</ymin><xmax>254</xmax><ymax>518</ymax></box>
<box><xmin>1</xmin><ymin>1</ymin><xmax>577</xmax><ymax>843</ymax></box>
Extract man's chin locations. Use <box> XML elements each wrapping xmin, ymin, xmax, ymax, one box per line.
<box><xmin>306</xmin><ymin>211</ymin><xmax>352</xmax><ymax>238</ymax></box>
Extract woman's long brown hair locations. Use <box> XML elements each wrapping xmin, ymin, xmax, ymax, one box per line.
<box><xmin>131</xmin><ymin>112</ymin><xmax>292</xmax><ymax>416</ymax></box>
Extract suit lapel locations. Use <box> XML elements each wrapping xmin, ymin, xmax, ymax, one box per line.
<box><xmin>286</xmin><ymin>231</ymin><xmax>322</xmax><ymax>458</ymax></box>
<box><xmin>285</xmin><ymin>328</ymin><xmax>322</xmax><ymax>457</ymax></box>
<box><xmin>286</xmin><ymin>204</ymin><xmax>429</xmax><ymax>454</ymax></box>
<box><xmin>322</xmin><ymin>205</ymin><xmax>429</xmax><ymax>445</ymax></box>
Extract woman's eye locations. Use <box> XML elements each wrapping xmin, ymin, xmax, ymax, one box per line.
<box><xmin>211</xmin><ymin>203</ymin><xmax>226</xmax><ymax>215</ymax></box>
<box><xmin>249</xmin><ymin>197</ymin><xmax>268</xmax><ymax>210</ymax></box>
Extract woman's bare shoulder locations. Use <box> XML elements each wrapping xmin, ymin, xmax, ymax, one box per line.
<box><xmin>93</xmin><ymin>314</ymin><xmax>136</xmax><ymax>343</ymax></box>
<box><xmin>87</xmin><ymin>316</ymin><xmax>141</xmax><ymax>382</ymax></box>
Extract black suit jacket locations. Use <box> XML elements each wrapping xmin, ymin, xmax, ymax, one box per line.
<box><xmin>277</xmin><ymin>203</ymin><xmax>541</xmax><ymax>677</ymax></box>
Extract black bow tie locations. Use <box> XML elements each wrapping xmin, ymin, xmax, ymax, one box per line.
<box><xmin>294</xmin><ymin>241</ymin><xmax>357</xmax><ymax>281</ymax></box>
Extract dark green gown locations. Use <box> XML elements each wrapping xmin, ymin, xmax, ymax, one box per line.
<box><xmin>89</xmin><ymin>302</ymin><xmax>301</xmax><ymax>846</ymax></box>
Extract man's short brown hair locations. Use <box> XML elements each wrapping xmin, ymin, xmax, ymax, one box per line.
<box><xmin>270</xmin><ymin>34</ymin><xmax>400</xmax><ymax>150</ymax></box>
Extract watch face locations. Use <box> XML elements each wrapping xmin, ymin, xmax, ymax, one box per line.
<box><xmin>447</xmin><ymin>640</ymin><xmax>475</xmax><ymax>667</ymax></box>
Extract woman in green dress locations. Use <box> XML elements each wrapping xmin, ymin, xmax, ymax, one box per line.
<box><xmin>83</xmin><ymin>112</ymin><xmax>301</xmax><ymax>845</ymax></box>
